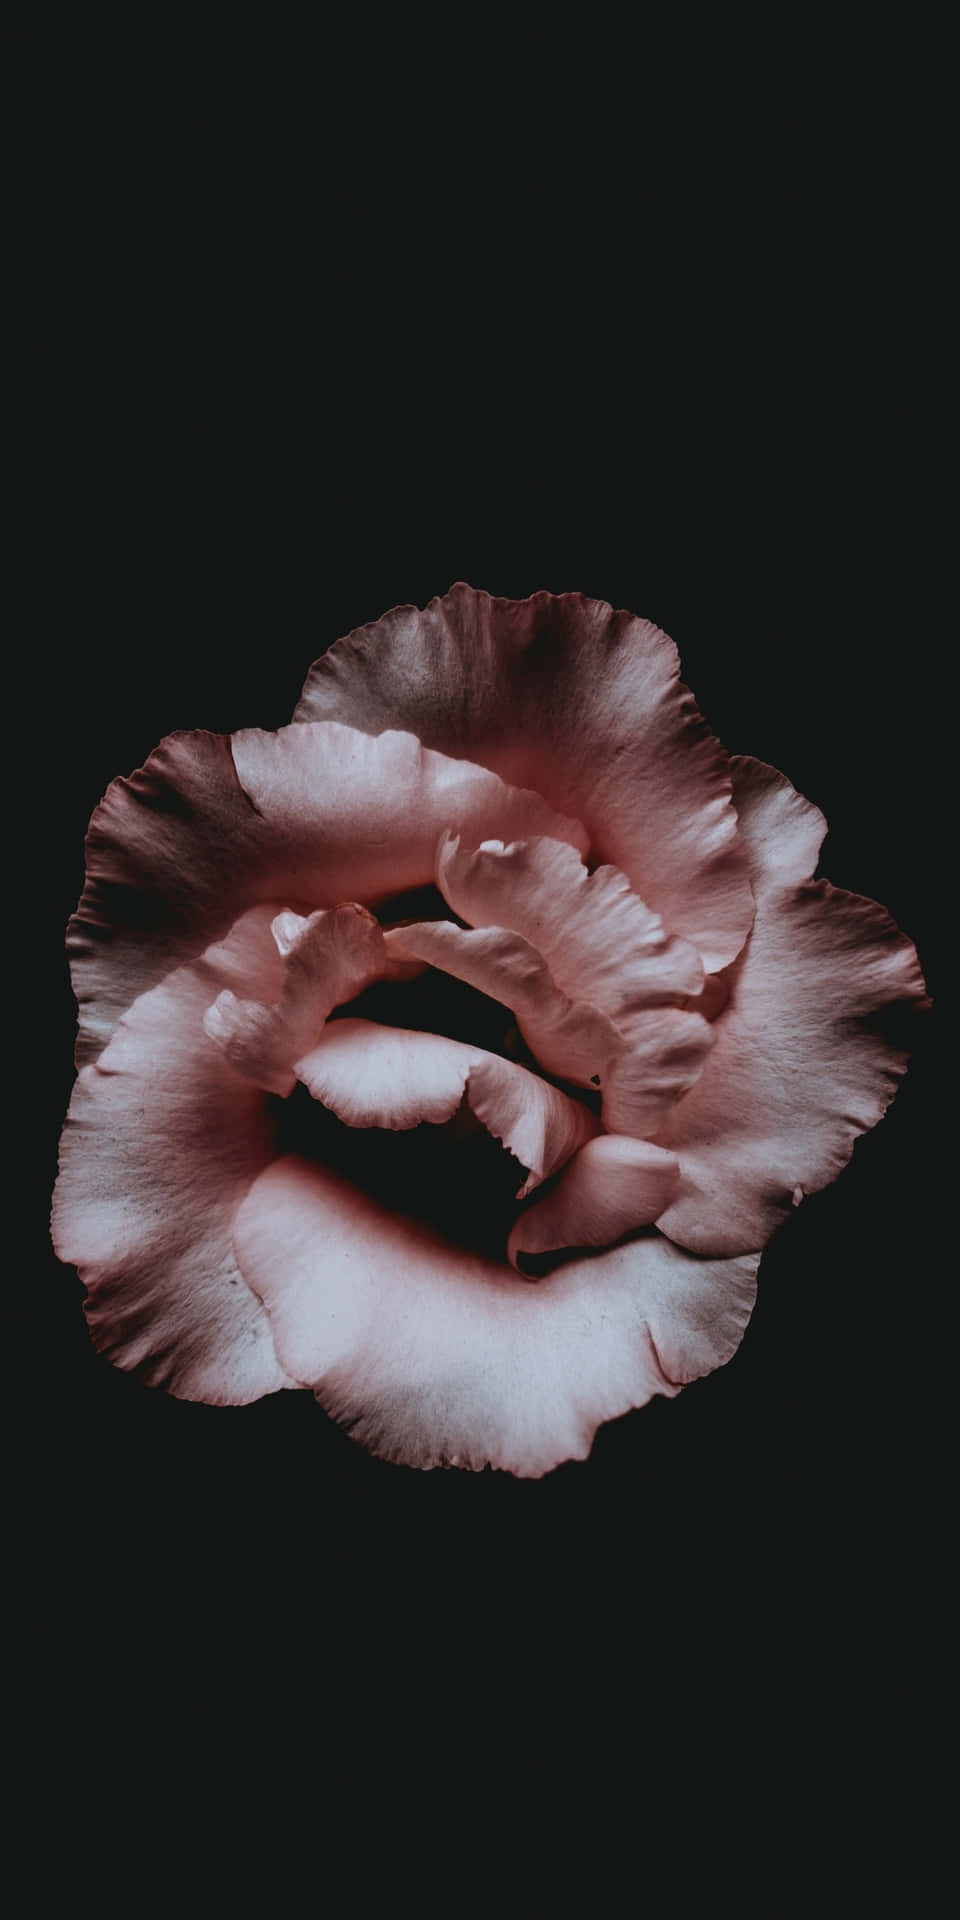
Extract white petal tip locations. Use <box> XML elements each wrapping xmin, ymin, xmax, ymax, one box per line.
<box><xmin>271</xmin><ymin>910</ymin><xmax>310</xmax><ymax>955</ymax></box>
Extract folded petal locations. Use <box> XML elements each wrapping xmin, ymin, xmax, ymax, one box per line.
<box><xmin>601</xmin><ymin>1009</ymin><xmax>715</xmax><ymax>1137</ymax></box>
<box><xmin>655</xmin><ymin>761</ymin><xmax>928</xmax><ymax>1256</ymax></box>
<box><xmin>296</xmin><ymin>1018</ymin><xmax>599</xmax><ymax>1195</ymax></box>
<box><xmin>204</xmin><ymin>903</ymin><xmax>387</xmax><ymax>1095</ymax></box>
<box><xmin>295</xmin><ymin>583</ymin><xmax>754</xmax><ymax>970</ymax></box>
<box><xmin>70</xmin><ymin>719</ymin><xmax>587</xmax><ymax>1066</ymax></box>
<box><xmin>233</xmin><ymin>1154</ymin><xmax>760</xmax><ymax>1476</ymax></box>
<box><xmin>384</xmin><ymin>920</ymin><xmax>620</xmax><ymax>1087</ymax></box>
<box><xmin>51</xmin><ymin>908</ymin><xmax>295</xmax><ymax>1403</ymax></box>
<box><xmin>507</xmin><ymin>1136</ymin><xmax>679</xmax><ymax>1270</ymax></box>
<box><xmin>436</xmin><ymin>833</ymin><xmax>704</xmax><ymax>1020</ymax></box>
<box><xmin>385</xmin><ymin>918</ymin><xmax>714</xmax><ymax>1138</ymax></box>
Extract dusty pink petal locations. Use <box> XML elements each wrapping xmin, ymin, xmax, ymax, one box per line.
<box><xmin>203</xmin><ymin>903</ymin><xmax>387</xmax><ymax>1095</ymax></box>
<box><xmin>386</xmin><ymin>919</ymin><xmax>714</xmax><ymax>1134</ymax></box>
<box><xmin>230</xmin><ymin>722</ymin><xmax>587</xmax><ymax>886</ymax></box>
<box><xmin>507</xmin><ymin>1136</ymin><xmax>679</xmax><ymax>1270</ymax></box>
<box><xmin>435</xmin><ymin>832</ymin><xmax>704</xmax><ymax>1020</ymax></box>
<box><xmin>684</xmin><ymin>973</ymin><xmax>731</xmax><ymax>1022</ymax></box>
<box><xmin>52</xmin><ymin>908</ymin><xmax>295</xmax><ymax>1402</ymax></box>
<box><xmin>383</xmin><ymin>920</ymin><xmax>620</xmax><ymax>1087</ymax></box>
<box><xmin>729</xmin><ymin>754</ymin><xmax>828</xmax><ymax>889</ymax></box>
<box><xmin>295</xmin><ymin>584</ymin><xmax>754</xmax><ymax>970</ymax></box>
<box><xmin>600</xmin><ymin>1009</ymin><xmax>715</xmax><ymax>1136</ymax></box>
<box><xmin>655</xmin><ymin>760</ymin><xmax>928</xmax><ymax>1256</ymax></box>
<box><xmin>233</xmin><ymin>1154</ymin><xmax>760</xmax><ymax>1476</ymax></box>
<box><xmin>296</xmin><ymin>1018</ymin><xmax>599</xmax><ymax>1195</ymax></box>
<box><xmin>70</xmin><ymin>719</ymin><xmax>586</xmax><ymax>1067</ymax></box>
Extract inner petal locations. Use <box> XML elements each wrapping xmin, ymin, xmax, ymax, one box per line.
<box><xmin>201</xmin><ymin>889</ymin><xmax>608</xmax><ymax>1265</ymax></box>
<box><xmin>296</xmin><ymin>1018</ymin><xmax>600</xmax><ymax>1197</ymax></box>
<box><xmin>507</xmin><ymin>1135</ymin><xmax>680</xmax><ymax>1274</ymax></box>
<box><xmin>384</xmin><ymin>918</ymin><xmax>714</xmax><ymax>1137</ymax></box>
<box><xmin>384</xmin><ymin>919</ymin><xmax>619</xmax><ymax>1087</ymax></box>
<box><xmin>199</xmin><ymin>864</ymin><xmax>712</xmax><ymax>1273</ymax></box>
<box><xmin>203</xmin><ymin>901</ymin><xmax>389</xmax><ymax>1093</ymax></box>
<box><xmin>435</xmin><ymin>832</ymin><xmax>707</xmax><ymax>1020</ymax></box>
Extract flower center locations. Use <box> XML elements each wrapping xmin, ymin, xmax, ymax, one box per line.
<box><xmin>275</xmin><ymin>952</ymin><xmax>599</xmax><ymax>1262</ymax></box>
<box><xmin>273</xmin><ymin>1085</ymin><xmax>532</xmax><ymax>1263</ymax></box>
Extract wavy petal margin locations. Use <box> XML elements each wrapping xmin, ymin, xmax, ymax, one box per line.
<box><xmin>296</xmin><ymin>1018</ymin><xmax>600</xmax><ymax>1195</ymax></box>
<box><xmin>233</xmin><ymin>1154</ymin><xmax>760</xmax><ymax>1477</ymax></box>
<box><xmin>52</xmin><ymin>909</ymin><xmax>294</xmax><ymax>1402</ymax></box>
<box><xmin>655</xmin><ymin>758</ymin><xmax>928</xmax><ymax>1255</ymax></box>
<box><xmin>295</xmin><ymin>584</ymin><xmax>755</xmax><ymax>970</ymax></box>
<box><xmin>68</xmin><ymin>719</ymin><xmax>586</xmax><ymax>1066</ymax></box>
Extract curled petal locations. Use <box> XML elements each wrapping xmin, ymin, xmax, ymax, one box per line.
<box><xmin>69</xmin><ymin>719</ymin><xmax>586</xmax><ymax>1066</ymax></box>
<box><xmin>656</xmin><ymin>760</ymin><xmax>928</xmax><ymax>1256</ymax></box>
<box><xmin>203</xmin><ymin>903</ymin><xmax>387</xmax><ymax>1095</ymax></box>
<box><xmin>507</xmin><ymin>1136</ymin><xmax>679</xmax><ymax>1270</ymax></box>
<box><xmin>386</xmin><ymin>920</ymin><xmax>715</xmax><ymax>1135</ymax></box>
<box><xmin>51</xmin><ymin>908</ymin><xmax>294</xmax><ymax>1403</ymax></box>
<box><xmin>233</xmin><ymin>1154</ymin><xmax>760</xmax><ymax>1476</ymax></box>
<box><xmin>436</xmin><ymin>832</ymin><xmax>704</xmax><ymax>1019</ymax></box>
<box><xmin>295</xmin><ymin>583</ymin><xmax>755</xmax><ymax>969</ymax></box>
<box><xmin>296</xmin><ymin>1018</ymin><xmax>599</xmax><ymax>1195</ymax></box>
<box><xmin>384</xmin><ymin>920</ymin><xmax>619</xmax><ymax>1087</ymax></box>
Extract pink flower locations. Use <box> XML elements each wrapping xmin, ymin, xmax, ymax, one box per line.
<box><xmin>52</xmin><ymin>584</ymin><xmax>927</xmax><ymax>1476</ymax></box>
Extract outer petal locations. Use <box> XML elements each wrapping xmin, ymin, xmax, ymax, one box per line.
<box><xmin>601</xmin><ymin>1010</ymin><xmax>715</xmax><ymax>1137</ymax></box>
<box><xmin>655</xmin><ymin>759</ymin><xmax>928</xmax><ymax>1256</ymax></box>
<box><xmin>507</xmin><ymin>1135</ymin><xmax>679</xmax><ymax>1271</ymax></box>
<box><xmin>233</xmin><ymin>1155</ymin><xmax>760</xmax><ymax>1477</ymax></box>
<box><xmin>435</xmin><ymin>833</ymin><xmax>705</xmax><ymax>1019</ymax></box>
<box><xmin>52</xmin><ymin>908</ymin><xmax>295</xmax><ymax>1403</ymax></box>
<box><xmin>295</xmin><ymin>583</ymin><xmax>755</xmax><ymax>970</ymax></box>
<box><xmin>69</xmin><ymin>719</ymin><xmax>587</xmax><ymax>1066</ymax></box>
<box><xmin>296</xmin><ymin>1018</ymin><xmax>600</xmax><ymax>1195</ymax></box>
<box><xmin>728</xmin><ymin>754</ymin><xmax>828</xmax><ymax>889</ymax></box>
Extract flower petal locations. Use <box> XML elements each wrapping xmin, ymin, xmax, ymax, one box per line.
<box><xmin>385</xmin><ymin>919</ymin><xmax>714</xmax><ymax>1135</ymax></box>
<box><xmin>203</xmin><ymin>903</ymin><xmax>387</xmax><ymax>1095</ymax></box>
<box><xmin>600</xmin><ymin>1009</ymin><xmax>715</xmax><ymax>1136</ymax></box>
<box><xmin>384</xmin><ymin>920</ymin><xmax>619</xmax><ymax>1087</ymax></box>
<box><xmin>233</xmin><ymin>1154</ymin><xmax>760</xmax><ymax>1476</ymax></box>
<box><xmin>52</xmin><ymin>908</ymin><xmax>295</xmax><ymax>1402</ymax></box>
<box><xmin>296</xmin><ymin>1018</ymin><xmax>600</xmax><ymax>1195</ymax></box>
<box><xmin>70</xmin><ymin>719</ymin><xmax>587</xmax><ymax>1066</ymax></box>
<box><xmin>295</xmin><ymin>583</ymin><xmax>754</xmax><ymax>970</ymax></box>
<box><xmin>436</xmin><ymin>832</ymin><xmax>704</xmax><ymax>1019</ymax></box>
<box><xmin>729</xmin><ymin>754</ymin><xmax>828</xmax><ymax>889</ymax></box>
<box><xmin>655</xmin><ymin>760</ymin><xmax>928</xmax><ymax>1256</ymax></box>
<box><xmin>507</xmin><ymin>1135</ymin><xmax>679</xmax><ymax>1270</ymax></box>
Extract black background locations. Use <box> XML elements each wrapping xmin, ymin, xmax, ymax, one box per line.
<box><xmin>21</xmin><ymin>24</ymin><xmax>945</xmax><ymax>1768</ymax></box>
